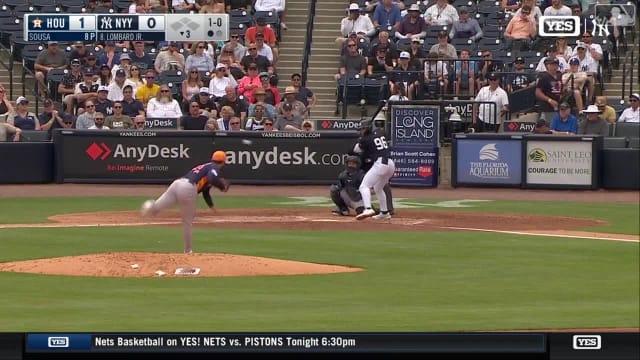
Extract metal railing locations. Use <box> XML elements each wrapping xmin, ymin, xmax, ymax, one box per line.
<box><xmin>300</xmin><ymin>0</ymin><xmax>317</xmax><ymax>87</ymax></box>
<box><xmin>621</xmin><ymin>50</ymin><xmax>635</xmax><ymax>99</ymax></box>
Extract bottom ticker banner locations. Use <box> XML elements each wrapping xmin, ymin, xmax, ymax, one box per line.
<box><xmin>390</xmin><ymin>145</ymin><xmax>438</xmax><ymax>187</ymax></box>
<box><xmin>18</xmin><ymin>332</ymin><xmax>640</xmax><ymax>358</ymax></box>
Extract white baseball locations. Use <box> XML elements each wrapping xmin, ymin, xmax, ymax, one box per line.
<box><xmin>241</xmin><ymin>139</ymin><xmax>253</xmax><ymax>145</ymax></box>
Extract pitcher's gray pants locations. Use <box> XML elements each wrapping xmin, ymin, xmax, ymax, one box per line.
<box><xmin>148</xmin><ymin>178</ymin><xmax>197</xmax><ymax>253</ymax></box>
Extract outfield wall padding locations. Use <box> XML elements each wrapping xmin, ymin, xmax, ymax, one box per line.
<box><xmin>0</xmin><ymin>142</ymin><xmax>54</xmax><ymax>184</ymax></box>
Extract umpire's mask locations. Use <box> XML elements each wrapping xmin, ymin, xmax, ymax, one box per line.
<box><xmin>345</xmin><ymin>155</ymin><xmax>361</xmax><ymax>173</ymax></box>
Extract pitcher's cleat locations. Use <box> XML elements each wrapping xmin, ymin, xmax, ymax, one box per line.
<box><xmin>140</xmin><ymin>200</ymin><xmax>155</xmax><ymax>217</ymax></box>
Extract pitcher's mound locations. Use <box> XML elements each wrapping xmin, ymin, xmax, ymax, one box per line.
<box><xmin>0</xmin><ymin>252</ymin><xmax>363</xmax><ymax>278</ymax></box>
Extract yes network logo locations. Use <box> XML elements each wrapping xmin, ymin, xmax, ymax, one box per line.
<box><xmin>572</xmin><ymin>335</ymin><xmax>601</xmax><ymax>350</ymax></box>
<box><xmin>539</xmin><ymin>16</ymin><xmax>580</xmax><ymax>37</ymax></box>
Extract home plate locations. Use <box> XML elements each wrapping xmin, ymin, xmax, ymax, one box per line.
<box><xmin>175</xmin><ymin>267</ymin><xmax>201</xmax><ymax>276</ymax></box>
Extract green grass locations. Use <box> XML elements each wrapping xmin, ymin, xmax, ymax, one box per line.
<box><xmin>0</xmin><ymin>196</ymin><xmax>638</xmax><ymax>331</ymax></box>
<box><xmin>0</xmin><ymin>227</ymin><xmax>638</xmax><ymax>331</ymax></box>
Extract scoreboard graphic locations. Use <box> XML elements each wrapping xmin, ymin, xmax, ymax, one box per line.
<box><xmin>24</xmin><ymin>13</ymin><xmax>229</xmax><ymax>42</ymax></box>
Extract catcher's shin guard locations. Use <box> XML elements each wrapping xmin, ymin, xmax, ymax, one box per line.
<box><xmin>383</xmin><ymin>184</ymin><xmax>394</xmax><ymax>215</ymax></box>
<box><xmin>329</xmin><ymin>185</ymin><xmax>348</xmax><ymax>212</ymax></box>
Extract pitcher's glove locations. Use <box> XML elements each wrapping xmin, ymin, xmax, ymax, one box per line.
<box><xmin>220</xmin><ymin>178</ymin><xmax>230</xmax><ymax>192</ymax></box>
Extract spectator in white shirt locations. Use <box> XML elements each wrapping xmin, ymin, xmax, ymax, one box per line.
<box><xmin>543</xmin><ymin>0</ymin><xmax>572</xmax><ymax>16</ymax></box>
<box><xmin>107</xmin><ymin>69</ymin><xmax>137</xmax><ymax>102</ymax></box>
<box><xmin>473</xmin><ymin>72</ymin><xmax>510</xmax><ymax>132</ymax></box>
<box><xmin>574</xmin><ymin>31</ymin><xmax>602</xmax><ymax>62</ymax></box>
<box><xmin>337</xmin><ymin>4</ymin><xmax>376</xmax><ymax>48</ymax></box>
<box><xmin>88</xmin><ymin>112</ymin><xmax>110</xmax><ymax>129</ymax></box>
<box><xmin>255</xmin><ymin>33</ymin><xmax>275</xmax><ymax>63</ymax></box>
<box><xmin>254</xmin><ymin>0</ymin><xmax>288</xmax><ymax>30</ymax></box>
<box><xmin>146</xmin><ymin>85</ymin><xmax>183</xmax><ymax>118</ymax></box>
<box><xmin>208</xmin><ymin>63</ymin><xmax>238</xmax><ymax>99</ymax></box>
<box><xmin>618</xmin><ymin>93</ymin><xmax>640</xmax><ymax>123</ymax></box>
<box><xmin>424</xmin><ymin>0</ymin><xmax>459</xmax><ymax>26</ymax></box>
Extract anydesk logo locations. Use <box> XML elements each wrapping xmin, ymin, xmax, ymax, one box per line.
<box><xmin>86</xmin><ymin>143</ymin><xmax>190</xmax><ymax>162</ymax></box>
<box><xmin>320</xmin><ymin>120</ymin><xmax>361</xmax><ymax>130</ymax></box>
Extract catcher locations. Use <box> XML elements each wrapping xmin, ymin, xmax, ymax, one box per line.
<box><xmin>330</xmin><ymin>155</ymin><xmax>366</xmax><ymax>216</ymax></box>
<box><xmin>141</xmin><ymin>150</ymin><xmax>230</xmax><ymax>254</ymax></box>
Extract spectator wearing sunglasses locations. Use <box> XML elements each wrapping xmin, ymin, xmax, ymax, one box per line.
<box><xmin>181</xmin><ymin>101</ymin><xmax>210</xmax><ymax>130</ymax></box>
<box><xmin>186</xmin><ymin>42</ymin><xmax>215</xmax><ymax>72</ymax></box>
<box><xmin>105</xmin><ymin>101</ymin><xmax>133</xmax><ymax>129</ymax></box>
<box><xmin>240</xmin><ymin>43</ymin><xmax>273</xmax><ymax>74</ymax></box>
<box><xmin>218</xmin><ymin>33</ymin><xmax>246</xmax><ymax>65</ymax></box>
<box><xmin>136</xmin><ymin>69</ymin><xmax>160</xmax><ymax>107</ymax></box>
<box><xmin>262</xmin><ymin>119</ymin><xmax>277</xmax><ymax>132</ymax></box>
<box><xmin>208</xmin><ymin>63</ymin><xmax>238</xmax><ymax>99</ymax></box>
<box><xmin>133</xmin><ymin>115</ymin><xmax>147</xmax><ymax>130</ymax></box>
<box><xmin>88</xmin><ymin>112</ymin><xmax>109</xmax><ymax>130</ymax></box>
<box><xmin>8</xmin><ymin>97</ymin><xmax>40</xmax><ymax>131</ymax></box>
<box><xmin>618</xmin><ymin>93</ymin><xmax>640</xmax><ymax>123</ymax></box>
<box><xmin>237</xmin><ymin>63</ymin><xmax>262</xmax><ymax>101</ymax></box>
<box><xmin>147</xmin><ymin>85</ymin><xmax>183</xmax><ymax>118</ymax></box>
<box><xmin>245</xmin><ymin>102</ymin><xmax>269</xmax><ymax>131</ymax></box>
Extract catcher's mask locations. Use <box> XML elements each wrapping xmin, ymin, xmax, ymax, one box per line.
<box><xmin>211</xmin><ymin>150</ymin><xmax>226</xmax><ymax>163</ymax></box>
<box><xmin>345</xmin><ymin>155</ymin><xmax>361</xmax><ymax>171</ymax></box>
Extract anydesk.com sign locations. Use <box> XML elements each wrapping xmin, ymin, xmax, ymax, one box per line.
<box><xmin>212</xmin><ymin>131</ymin><xmax>360</xmax><ymax>184</ymax></box>
<box><xmin>54</xmin><ymin>130</ymin><xmax>216</xmax><ymax>183</ymax></box>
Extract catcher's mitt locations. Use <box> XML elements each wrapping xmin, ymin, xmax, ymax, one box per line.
<box><xmin>220</xmin><ymin>178</ymin><xmax>230</xmax><ymax>192</ymax></box>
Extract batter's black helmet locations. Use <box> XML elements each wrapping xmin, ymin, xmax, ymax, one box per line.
<box><xmin>360</xmin><ymin>119</ymin><xmax>373</xmax><ymax>134</ymax></box>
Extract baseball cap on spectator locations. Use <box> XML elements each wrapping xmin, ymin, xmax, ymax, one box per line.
<box><xmin>115</xmin><ymin>69</ymin><xmax>126</xmax><ymax>77</ymax></box>
<box><xmin>98</xmin><ymin>85</ymin><xmax>109</xmax><ymax>92</ymax></box>
<box><xmin>16</xmin><ymin>96</ymin><xmax>28</xmax><ymax>104</ymax></box>
<box><xmin>254</xmin><ymin>87</ymin><xmax>266</xmax><ymax>95</ymax></box>
<box><xmin>559</xmin><ymin>102</ymin><xmax>571</xmax><ymax>109</ymax></box>
<box><xmin>630</xmin><ymin>93</ymin><xmax>640</xmax><ymax>101</ymax></box>
<box><xmin>84</xmin><ymin>68</ymin><xmax>94</xmax><ymax>76</ymax></box>
<box><xmin>87</xmin><ymin>52</ymin><xmax>96</xmax><ymax>59</ymax></box>
<box><xmin>575</xmin><ymin>42</ymin><xmax>587</xmax><ymax>50</ymax></box>
<box><xmin>71</xmin><ymin>58</ymin><xmax>81</xmax><ymax>66</ymax></box>
<box><xmin>256</xmin><ymin>17</ymin><xmax>266</xmax><ymax>25</ymax></box>
<box><xmin>119</xmin><ymin>53</ymin><xmax>130</xmax><ymax>61</ymax></box>
<box><xmin>348</xmin><ymin>3</ymin><xmax>360</xmax><ymax>11</ymax></box>
<box><xmin>48</xmin><ymin>41</ymin><xmax>58</xmax><ymax>45</ymax></box>
<box><xmin>259</xmin><ymin>71</ymin><xmax>270</xmax><ymax>78</ymax></box>
<box><xmin>399</xmin><ymin>51</ymin><xmax>411</xmax><ymax>59</ymax></box>
<box><xmin>569</xmin><ymin>57</ymin><xmax>580</xmax><ymax>66</ymax></box>
<box><xmin>487</xmin><ymin>72</ymin><xmax>499</xmax><ymax>80</ymax></box>
<box><xmin>199</xmin><ymin>87</ymin><xmax>210</xmax><ymax>95</ymax></box>
<box><xmin>408</xmin><ymin>3</ymin><xmax>420</xmax><ymax>11</ymax></box>
<box><xmin>411</xmin><ymin>36</ymin><xmax>421</xmax><ymax>43</ymax></box>
<box><xmin>348</xmin><ymin>31</ymin><xmax>357</xmax><ymax>38</ymax></box>
<box><xmin>215</xmin><ymin>63</ymin><xmax>226</xmax><ymax>70</ymax></box>
<box><xmin>514</xmin><ymin>56</ymin><xmax>525</xmax><ymax>63</ymax></box>
<box><xmin>284</xmin><ymin>86</ymin><xmax>298</xmax><ymax>95</ymax></box>
<box><xmin>437</xmin><ymin>31</ymin><xmax>448</xmax><ymax>38</ymax></box>
<box><xmin>582</xmin><ymin>104</ymin><xmax>602</xmax><ymax>113</ymax></box>
<box><xmin>283</xmin><ymin>103</ymin><xmax>293</xmax><ymax>111</ymax></box>
<box><xmin>44</xmin><ymin>99</ymin><xmax>53</xmax><ymax>107</ymax></box>
<box><xmin>544</xmin><ymin>57</ymin><xmax>559</xmax><ymax>65</ymax></box>
<box><xmin>547</xmin><ymin>44</ymin><xmax>557</xmax><ymax>52</ymax></box>
<box><xmin>459</xmin><ymin>6</ymin><xmax>469</xmax><ymax>13</ymax></box>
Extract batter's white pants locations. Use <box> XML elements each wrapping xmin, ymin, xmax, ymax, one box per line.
<box><xmin>359</xmin><ymin>158</ymin><xmax>396</xmax><ymax>213</ymax></box>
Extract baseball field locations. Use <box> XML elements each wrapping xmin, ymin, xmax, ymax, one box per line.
<box><xmin>0</xmin><ymin>184</ymin><xmax>638</xmax><ymax>333</ymax></box>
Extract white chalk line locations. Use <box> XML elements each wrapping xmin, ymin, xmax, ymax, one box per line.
<box><xmin>441</xmin><ymin>226</ymin><xmax>639</xmax><ymax>243</ymax></box>
<box><xmin>1</xmin><ymin>222</ymin><xmax>637</xmax><ymax>243</ymax></box>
